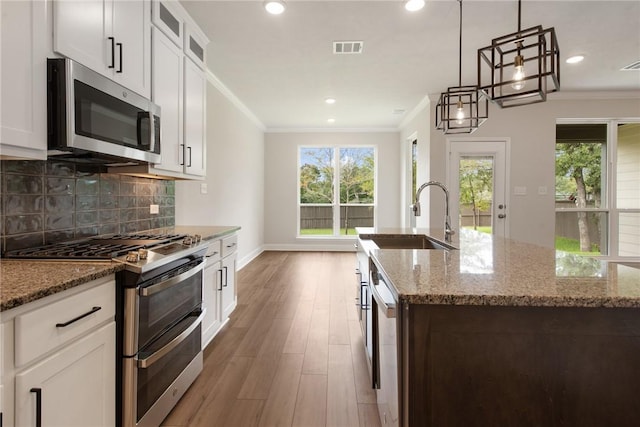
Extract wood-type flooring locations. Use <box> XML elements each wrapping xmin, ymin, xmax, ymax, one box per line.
<box><xmin>161</xmin><ymin>251</ymin><xmax>382</xmax><ymax>427</ymax></box>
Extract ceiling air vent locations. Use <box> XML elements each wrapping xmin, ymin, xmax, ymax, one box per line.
<box><xmin>621</xmin><ymin>60</ymin><xmax>640</xmax><ymax>71</ymax></box>
<box><xmin>333</xmin><ymin>41</ymin><xmax>363</xmax><ymax>55</ymax></box>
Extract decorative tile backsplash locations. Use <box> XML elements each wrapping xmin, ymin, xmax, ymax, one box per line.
<box><xmin>1</xmin><ymin>160</ymin><xmax>175</xmax><ymax>254</ymax></box>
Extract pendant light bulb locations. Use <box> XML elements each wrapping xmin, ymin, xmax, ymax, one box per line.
<box><xmin>511</xmin><ymin>52</ymin><xmax>526</xmax><ymax>90</ymax></box>
<box><xmin>455</xmin><ymin>100</ymin><xmax>465</xmax><ymax>124</ymax></box>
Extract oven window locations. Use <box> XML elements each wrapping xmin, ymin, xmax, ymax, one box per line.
<box><xmin>74</xmin><ymin>80</ymin><xmax>150</xmax><ymax>148</ymax></box>
<box><xmin>136</xmin><ymin>317</ymin><xmax>201</xmax><ymax>421</ymax></box>
<box><xmin>137</xmin><ymin>266</ymin><xmax>202</xmax><ymax>350</ymax></box>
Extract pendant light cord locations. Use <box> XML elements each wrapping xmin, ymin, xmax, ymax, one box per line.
<box><xmin>458</xmin><ymin>0</ymin><xmax>462</xmax><ymax>88</ymax></box>
<box><xmin>517</xmin><ymin>0</ymin><xmax>522</xmax><ymax>33</ymax></box>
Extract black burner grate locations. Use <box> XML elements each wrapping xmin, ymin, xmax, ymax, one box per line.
<box><xmin>3</xmin><ymin>234</ymin><xmax>187</xmax><ymax>260</ymax></box>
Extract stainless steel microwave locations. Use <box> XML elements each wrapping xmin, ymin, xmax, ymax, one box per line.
<box><xmin>47</xmin><ymin>58</ymin><xmax>161</xmax><ymax>165</ymax></box>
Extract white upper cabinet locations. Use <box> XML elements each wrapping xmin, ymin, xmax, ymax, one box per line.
<box><xmin>0</xmin><ymin>0</ymin><xmax>48</xmax><ymax>160</ymax></box>
<box><xmin>135</xmin><ymin>0</ymin><xmax>208</xmax><ymax>179</ymax></box>
<box><xmin>151</xmin><ymin>26</ymin><xmax>184</xmax><ymax>174</ymax></box>
<box><xmin>183</xmin><ymin>56</ymin><xmax>207</xmax><ymax>177</ymax></box>
<box><xmin>53</xmin><ymin>0</ymin><xmax>151</xmax><ymax>98</ymax></box>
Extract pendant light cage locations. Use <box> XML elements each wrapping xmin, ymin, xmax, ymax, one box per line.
<box><xmin>477</xmin><ymin>24</ymin><xmax>560</xmax><ymax>108</ymax></box>
<box><xmin>436</xmin><ymin>86</ymin><xmax>488</xmax><ymax>134</ymax></box>
<box><xmin>435</xmin><ymin>0</ymin><xmax>487</xmax><ymax>134</ymax></box>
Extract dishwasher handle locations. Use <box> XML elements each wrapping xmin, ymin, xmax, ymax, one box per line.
<box><xmin>370</xmin><ymin>281</ymin><xmax>396</xmax><ymax>318</ymax></box>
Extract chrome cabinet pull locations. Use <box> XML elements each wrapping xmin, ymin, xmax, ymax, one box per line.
<box><xmin>223</xmin><ymin>266</ymin><xmax>228</xmax><ymax>287</ymax></box>
<box><xmin>55</xmin><ymin>306</ymin><xmax>101</xmax><ymax>328</ymax></box>
<box><xmin>30</xmin><ymin>388</ymin><xmax>42</xmax><ymax>427</ymax></box>
<box><xmin>187</xmin><ymin>146</ymin><xmax>192</xmax><ymax>167</ymax></box>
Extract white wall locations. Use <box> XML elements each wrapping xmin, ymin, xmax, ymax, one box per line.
<box><xmin>176</xmin><ymin>81</ymin><xmax>265</xmax><ymax>267</ymax></box>
<box><xmin>399</xmin><ymin>98</ymin><xmax>432</xmax><ymax>228</ymax></box>
<box><xmin>264</xmin><ymin>131</ymin><xmax>400</xmax><ymax>250</ymax></box>
<box><xmin>425</xmin><ymin>94</ymin><xmax>640</xmax><ymax>248</ymax></box>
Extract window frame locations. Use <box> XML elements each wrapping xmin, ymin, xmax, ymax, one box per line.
<box><xmin>555</xmin><ymin>118</ymin><xmax>640</xmax><ymax>260</ymax></box>
<box><xmin>297</xmin><ymin>145</ymin><xmax>377</xmax><ymax>238</ymax></box>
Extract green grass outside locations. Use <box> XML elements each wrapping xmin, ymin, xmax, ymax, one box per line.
<box><xmin>300</xmin><ymin>228</ymin><xmax>359</xmax><ymax>236</ymax></box>
<box><xmin>555</xmin><ymin>236</ymin><xmax>600</xmax><ymax>255</ymax></box>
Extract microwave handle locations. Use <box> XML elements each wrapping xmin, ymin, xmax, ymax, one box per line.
<box><xmin>136</xmin><ymin>111</ymin><xmax>156</xmax><ymax>152</ymax></box>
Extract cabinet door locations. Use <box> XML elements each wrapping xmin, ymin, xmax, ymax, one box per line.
<box><xmin>53</xmin><ymin>0</ymin><xmax>109</xmax><ymax>78</ymax></box>
<box><xmin>1</xmin><ymin>0</ymin><xmax>48</xmax><ymax>159</ymax></box>
<box><xmin>14</xmin><ymin>323</ymin><xmax>115</xmax><ymax>427</ymax></box>
<box><xmin>112</xmin><ymin>0</ymin><xmax>151</xmax><ymax>97</ymax></box>
<box><xmin>221</xmin><ymin>254</ymin><xmax>237</xmax><ymax>320</ymax></box>
<box><xmin>151</xmin><ymin>27</ymin><xmax>184</xmax><ymax>173</ymax></box>
<box><xmin>183</xmin><ymin>57</ymin><xmax>206</xmax><ymax>177</ymax></box>
<box><xmin>202</xmin><ymin>263</ymin><xmax>222</xmax><ymax>348</ymax></box>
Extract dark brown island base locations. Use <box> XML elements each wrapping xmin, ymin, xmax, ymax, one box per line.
<box><xmin>358</xmin><ymin>227</ymin><xmax>640</xmax><ymax>427</ymax></box>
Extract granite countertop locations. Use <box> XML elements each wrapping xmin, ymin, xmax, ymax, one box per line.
<box><xmin>358</xmin><ymin>227</ymin><xmax>640</xmax><ymax>308</ymax></box>
<box><xmin>0</xmin><ymin>225</ymin><xmax>240</xmax><ymax>312</ymax></box>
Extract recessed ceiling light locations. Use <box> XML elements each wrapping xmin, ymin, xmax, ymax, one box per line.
<box><xmin>325</xmin><ymin>98</ymin><xmax>336</xmax><ymax>105</ymax></box>
<box><xmin>405</xmin><ymin>0</ymin><xmax>425</xmax><ymax>12</ymax></box>
<box><xmin>264</xmin><ymin>1</ymin><xmax>285</xmax><ymax>15</ymax></box>
<box><xmin>566</xmin><ymin>55</ymin><xmax>585</xmax><ymax>64</ymax></box>
<box><xmin>327</xmin><ymin>118</ymin><xmax>336</xmax><ymax>123</ymax></box>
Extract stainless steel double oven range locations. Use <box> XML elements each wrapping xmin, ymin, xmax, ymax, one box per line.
<box><xmin>5</xmin><ymin>233</ymin><xmax>208</xmax><ymax>427</ymax></box>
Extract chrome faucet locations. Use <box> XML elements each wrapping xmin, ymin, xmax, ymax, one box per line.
<box><xmin>410</xmin><ymin>181</ymin><xmax>455</xmax><ymax>242</ymax></box>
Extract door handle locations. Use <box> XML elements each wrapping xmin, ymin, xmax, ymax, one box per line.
<box><xmin>498</xmin><ymin>213</ymin><xmax>506</xmax><ymax>219</ymax></box>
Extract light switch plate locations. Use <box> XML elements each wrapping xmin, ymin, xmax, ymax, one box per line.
<box><xmin>538</xmin><ymin>186</ymin><xmax>548</xmax><ymax>195</ymax></box>
<box><xmin>200</xmin><ymin>183</ymin><xmax>208</xmax><ymax>194</ymax></box>
<box><xmin>150</xmin><ymin>204</ymin><xmax>160</xmax><ymax>214</ymax></box>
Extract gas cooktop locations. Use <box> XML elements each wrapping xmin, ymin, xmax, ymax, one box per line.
<box><xmin>3</xmin><ymin>233</ymin><xmax>189</xmax><ymax>260</ymax></box>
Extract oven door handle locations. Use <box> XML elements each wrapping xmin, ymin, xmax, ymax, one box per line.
<box><xmin>140</xmin><ymin>259</ymin><xmax>205</xmax><ymax>297</ymax></box>
<box><xmin>136</xmin><ymin>309</ymin><xmax>205</xmax><ymax>369</ymax></box>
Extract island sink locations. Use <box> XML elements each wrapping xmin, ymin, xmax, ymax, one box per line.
<box><xmin>370</xmin><ymin>234</ymin><xmax>456</xmax><ymax>251</ymax></box>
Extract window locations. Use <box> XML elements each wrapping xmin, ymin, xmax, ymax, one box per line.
<box><xmin>299</xmin><ymin>146</ymin><xmax>375</xmax><ymax>236</ymax></box>
<box><xmin>555</xmin><ymin>121</ymin><xmax>640</xmax><ymax>259</ymax></box>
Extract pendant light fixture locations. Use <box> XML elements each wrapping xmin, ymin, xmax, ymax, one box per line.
<box><xmin>477</xmin><ymin>0</ymin><xmax>560</xmax><ymax>108</ymax></box>
<box><xmin>436</xmin><ymin>0</ymin><xmax>487</xmax><ymax>134</ymax></box>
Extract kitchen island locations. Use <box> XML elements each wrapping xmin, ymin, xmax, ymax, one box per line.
<box><xmin>358</xmin><ymin>227</ymin><xmax>640</xmax><ymax>427</ymax></box>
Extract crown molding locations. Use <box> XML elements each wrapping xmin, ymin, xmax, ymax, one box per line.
<box><xmin>265</xmin><ymin>127</ymin><xmax>399</xmax><ymax>134</ymax></box>
<box><xmin>206</xmin><ymin>69</ymin><xmax>266</xmax><ymax>131</ymax></box>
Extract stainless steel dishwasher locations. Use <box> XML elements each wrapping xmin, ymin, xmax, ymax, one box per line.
<box><xmin>371</xmin><ymin>259</ymin><xmax>400</xmax><ymax>427</ymax></box>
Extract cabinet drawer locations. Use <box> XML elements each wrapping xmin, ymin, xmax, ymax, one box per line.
<box><xmin>205</xmin><ymin>239</ymin><xmax>222</xmax><ymax>264</ymax></box>
<box><xmin>14</xmin><ymin>279</ymin><xmax>115</xmax><ymax>368</ymax></box>
<box><xmin>221</xmin><ymin>234</ymin><xmax>238</xmax><ymax>258</ymax></box>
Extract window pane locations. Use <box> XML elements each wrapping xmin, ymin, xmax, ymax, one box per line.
<box><xmin>618</xmin><ymin>212</ymin><xmax>640</xmax><ymax>257</ymax></box>
<box><xmin>459</xmin><ymin>156</ymin><xmax>494</xmax><ymax>233</ymax></box>
<box><xmin>300</xmin><ymin>147</ymin><xmax>334</xmax><ymax>235</ymax></box>
<box><xmin>555</xmin><ymin>124</ymin><xmax>606</xmax><ymax>208</ymax></box>
<box><xmin>339</xmin><ymin>148</ymin><xmax>374</xmax><ymax>203</ymax></box>
<box><xmin>300</xmin><ymin>147</ymin><xmax>334</xmax><ymax>204</ymax></box>
<box><xmin>555</xmin><ymin>211</ymin><xmax>608</xmax><ymax>255</ymax></box>
<box><xmin>616</xmin><ymin>123</ymin><xmax>640</xmax><ymax>209</ymax></box>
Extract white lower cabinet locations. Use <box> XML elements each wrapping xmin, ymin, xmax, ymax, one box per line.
<box><xmin>14</xmin><ymin>322</ymin><xmax>115</xmax><ymax>427</ymax></box>
<box><xmin>1</xmin><ymin>276</ymin><xmax>116</xmax><ymax>427</ymax></box>
<box><xmin>220</xmin><ymin>253</ymin><xmax>237</xmax><ymax>320</ymax></box>
<box><xmin>202</xmin><ymin>233</ymin><xmax>238</xmax><ymax>348</ymax></box>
